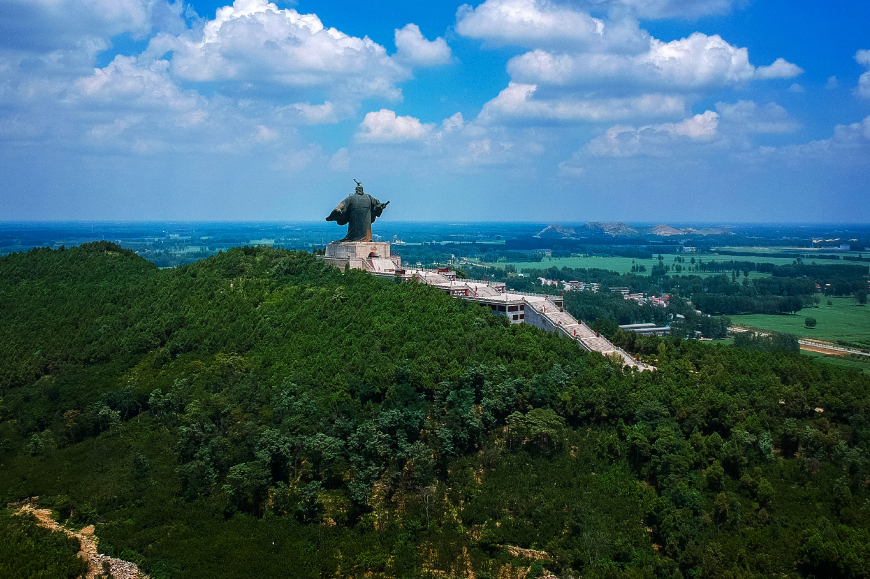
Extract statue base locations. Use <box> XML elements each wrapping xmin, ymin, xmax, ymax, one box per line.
<box><xmin>322</xmin><ymin>241</ymin><xmax>401</xmax><ymax>273</ymax></box>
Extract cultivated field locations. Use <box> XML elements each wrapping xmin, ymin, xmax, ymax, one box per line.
<box><xmin>730</xmin><ymin>297</ymin><xmax>870</xmax><ymax>349</ymax></box>
<box><xmin>480</xmin><ymin>254</ymin><xmax>785</xmax><ymax>277</ymax></box>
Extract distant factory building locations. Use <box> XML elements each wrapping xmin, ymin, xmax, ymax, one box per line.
<box><xmin>618</xmin><ymin>323</ymin><xmax>671</xmax><ymax>336</ymax></box>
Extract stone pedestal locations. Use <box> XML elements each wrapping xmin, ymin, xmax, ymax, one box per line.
<box><xmin>323</xmin><ymin>241</ymin><xmax>400</xmax><ymax>272</ymax></box>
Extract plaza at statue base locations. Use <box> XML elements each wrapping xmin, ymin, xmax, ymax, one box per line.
<box><xmin>323</xmin><ymin>240</ymin><xmax>401</xmax><ymax>272</ymax></box>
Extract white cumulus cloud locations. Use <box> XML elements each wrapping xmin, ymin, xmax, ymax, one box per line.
<box><xmin>756</xmin><ymin>116</ymin><xmax>870</xmax><ymax>161</ymax></box>
<box><xmin>328</xmin><ymin>147</ymin><xmax>351</xmax><ymax>172</ymax></box>
<box><xmin>145</xmin><ymin>0</ymin><xmax>408</xmax><ymax>103</ymax></box>
<box><xmin>715</xmin><ymin>100</ymin><xmax>799</xmax><ymax>134</ymax></box>
<box><xmin>0</xmin><ymin>0</ymin><xmax>185</xmax><ymax>52</ymax></box>
<box><xmin>508</xmin><ymin>33</ymin><xmax>801</xmax><ymax>89</ymax></box>
<box><xmin>456</xmin><ymin>0</ymin><xmax>650</xmax><ymax>53</ymax></box>
<box><xmin>291</xmin><ymin>102</ymin><xmax>339</xmax><ymax>124</ymax></box>
<box><xmin>74</xmin><ymin>55</ymin><xmax>206</xmax><ymax>118</ymax></box>
<box><xmin>478</xmin><ymin>82</ymin><xmax>686</xmax><ymax>123</ymax></box>
<box><xmin>394</xmin><ymin>24</ymin><xmax>451</xmax><ymax>66</ymax></box>
<box><xmin>357</xmin><ymin>109</ymin><xmax>435</xmax><ymax>142</ymax></box>
<box><xmin>584</xmin><ymin>110</ymin><xmax>719</xmax><ymax>157</ymax></box>
<box><xmin>755</xmin><ymin>57</ymin><xmax>804</xmax><ymax>80</ymax></box>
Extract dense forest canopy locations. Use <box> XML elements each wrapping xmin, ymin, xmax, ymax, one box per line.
<box><xmin>1</xmin><ymin>242</ymin><xmax>870</xmax><ymax>579</ymax></box>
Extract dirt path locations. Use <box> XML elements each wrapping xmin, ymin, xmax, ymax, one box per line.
<box><xmin>798</xmin><ymin>338</ymin><xmax>870</xmax><ymax>357</ymax></box>
<box><xmin>11</xmin><ymin>498</ymin><xmax>147</xmax><ymax>579</ymax></box>
<box><xmin>800</xmin><ymin>343</ymin><xmax>848</xmax><ymax>356</ymax></box>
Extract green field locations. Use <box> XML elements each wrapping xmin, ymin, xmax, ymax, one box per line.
<box><xmin>478</xmin><ymin>254</ymin><xmax>780</xmax><ymax>278</ymax></box>
<box><xmin>716</xmin><ymin>247</ymin><xmax>861</xmax><ymax>259</ymax></box>
<box><xmin>731</xmin><ymin>297</ymin><xmax>870</xmax><ymax>349</ymax></box>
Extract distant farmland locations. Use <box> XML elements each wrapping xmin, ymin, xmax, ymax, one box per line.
<box><xmin>731</xmin><ymin>296</ymin><xmax>870</xmax><ymax>349</ymax></box>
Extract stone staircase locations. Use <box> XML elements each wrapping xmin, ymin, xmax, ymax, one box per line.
<box><xmin>523</xmin><ymin>297</ymin><xmax>652</xmax><ymax>371</ymax></box>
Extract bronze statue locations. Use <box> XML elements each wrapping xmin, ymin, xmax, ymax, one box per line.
<box><xmin>326</xmin><ymin>180</ymin><xmax>389</xmax><ymax>242</ymax></box>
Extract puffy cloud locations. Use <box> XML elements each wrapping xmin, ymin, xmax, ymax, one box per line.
<box><xmin>478</xmin><ymin>82</ymin><xmax>686</xmax><ymax>122</ymax></box>
<box><xmin>357</xmin><ymin>109</ymin><xmax>435</xmax><ymax>142</ymax></box>
<box><xmin>0</xmin><ymin>0</ymin><xmax>184</xmax><ymax>52</ymax></box>
<box><xmin>254</xmin><ymin>125</ymin><xmax>277</xmax><ymax>142</ymax></box>
<box><xmin>273</xmin><ymin>144</ymin><xmax>323</xmax><ymax>172</ymax></box>
<box><xmin>328</xmin><ymin>147</ymin><xmax>351</xmax><ymax>172</ymax></box>
<box><xmin>715</xmin><ymin>100</ymin><xmax>799</xmax><ymax>134</ymax></box>
<box><xmin>566</xmin><ymin>100</ymin><xmax>798</xmax><ymax>164</ymax></box>
<box><xmin>756</xmin><ymin>57</ymin><xmax>804</xmax><ymax>80</ymax></box>
<box><xmin>757</xmin><ymin>116</ymin><xmax>870</xmax><ymax>161</ymax></box>
<box><xmin>460</xmin><ymin>138</ymin><xmax>519</xmax><ymax>165</ymax></box>
<box><xmin>394</xmin><ymin>24</ymin><xmax>451</xmax><ymax>66</ymax></box>
<box><xmin>291</xmin><ymin>102</ymin><xmax>339</xmax><ymax>124</ymax></box>
<box><xmin>441</xmin><ymin>112</ymin><xmax>465</xmax><ymax>132</ymax></box>
<box><xmin>856</xmin><ymin>50</ymin><xmax>870</xmax><ymax>98</ymax></box>
<box><xmin>508</xmin><ymin>34</ymin><xmax>801</xmax><ymax>89</ymax></box>
<box><xmin>456</xmin><ymin>0</ymin><xmax>650</xmax><ymax>53</ymax></box>
<box><xmin>146</xmin><ymin>0</ymin><xmax>407</xmax><ymax>103</ymax></box>
<box><xmin>557</xmin><ymin>154</ymin><xmax>585</xmax><ymax>176</ymax></box>
<box><xmin>584</xmin><ymin>110</ymin><xmax>719</xmax><ymax>157</ymax></box>
<box><xmin>74</xmin><ymin>56</ymin><xmax>205</xmax><ymax>119</ymax></box>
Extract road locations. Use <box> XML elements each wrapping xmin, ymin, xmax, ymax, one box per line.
<box><xmin>731</xmin><ymin>325</ymin><xmax>870</xmax><ymax>358</ymax></box>
<box><xmin>798</xmin><ymin>339</ymin><xmax>870</xmax><ymax>357</ymax></box>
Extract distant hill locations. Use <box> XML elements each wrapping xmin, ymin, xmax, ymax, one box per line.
<box><xmin>580</xmin><ymin>222</ymin><xmax>639</xmax><ymax>237</ymax></box>
<box><xmin>535</xmin><ymin>224</ymin><xmax>576</xmax><ymax>239</ymax></box>
<box><xmin>650</xmin><ymin>224</ymin><xmax>684</xmax><ymax>236</ymax></box>
<box><xmin>649</xmin><ymin>224</ymin><xmax>733</xmax><ymax>237</ymax></box>
<box><xmin>534</xmin><ymin>222</ymin><xmax>733</xmax><ymax>240</ymax></box>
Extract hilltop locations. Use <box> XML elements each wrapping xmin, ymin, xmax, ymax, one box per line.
<box><xmin>1</xmin><ymin>242</ymin><xmax>869</xmax><ymax>579</ymax></box>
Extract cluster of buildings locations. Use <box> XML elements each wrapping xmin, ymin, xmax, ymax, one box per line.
<box><xmin>533</xmin><ymin>278</ymin><xmax>672</xmax><ymax>310</ymax></box>
<box><xmin>536</xmin><ymin>277</ymin><xmax>601</xmax><ymax>292</ymax></box>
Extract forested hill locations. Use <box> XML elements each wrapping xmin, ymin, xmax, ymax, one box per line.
<box><xmin>2</xmin><ymin>243</ymin><xmax>870</xmax><ymax>579</ymax></box>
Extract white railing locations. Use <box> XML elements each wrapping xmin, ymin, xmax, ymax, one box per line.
<box><xmin>529</xmin><ymin>300</ymin><xmax>654</xmax><ymax>371</ymax></box>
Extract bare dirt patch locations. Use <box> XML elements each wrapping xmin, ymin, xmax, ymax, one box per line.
<box><xmin>800</xmin><ymin>344</ymin><xmax>847</xmax><ymax>356</ymax></box>
<box><xmin>10</xmin><ymin>497</ymin><xmax>147</xmax><ymax>579</ymax></box>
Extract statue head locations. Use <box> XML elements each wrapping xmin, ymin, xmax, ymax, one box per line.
<box><xmin>354</xmin><ymin>179</ymin><xmax>364</xmax><ymax>194</ymax></box>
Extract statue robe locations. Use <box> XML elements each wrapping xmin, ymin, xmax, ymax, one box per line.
<box><xmin>326</xmin><ymin>193</ymin><xmax>388</xmax><ymax>242</ymax></box>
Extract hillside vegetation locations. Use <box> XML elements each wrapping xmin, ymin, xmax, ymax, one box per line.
<box><xmin>1</xmin><ymin>242</ymin><xmax>870</xmax><ymax>578</ymax></box>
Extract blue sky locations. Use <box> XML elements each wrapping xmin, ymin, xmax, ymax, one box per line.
<box><xmin>1</xmin><ymin>0</ymin><xmax>868</xmax><ymax>223</ymax></box>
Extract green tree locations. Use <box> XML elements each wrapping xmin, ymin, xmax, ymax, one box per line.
<box><xmin>756</xmin><ymin>477</ymin><xmax>774</xmax><ymax>507</ymax></box>
<box><xmin>223</xmin><ymin>461</ymin><xmax>269</xmax><ymax>514</ymax></box>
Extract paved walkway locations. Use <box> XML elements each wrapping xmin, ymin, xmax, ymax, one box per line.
<box><xmin>521</xmin><ymin>297</ymin><xmax>653</xmax><ymax>371</ymax></box>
